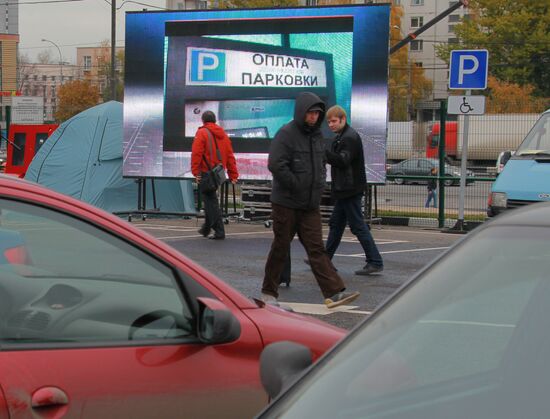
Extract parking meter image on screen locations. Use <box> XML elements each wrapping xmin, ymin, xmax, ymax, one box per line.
<box><xmin>163</xmin><ymin>24</ymin><xmax>338</xmax><ymax>153</ymax></box>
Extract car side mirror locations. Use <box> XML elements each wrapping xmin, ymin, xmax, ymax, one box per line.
<box><xmin>260</xmin><ymin>341</ymin><xmax>313</xmax><ymax>400</ymax></box>
<box><xmin>501</xmin><ymin>151</ymin><xmax>512</xmax><ymax>165</ymax></box>
<box><xmin>197</xmin><ymin>297</ymin><xmax>241</xmax><ymax>344</ymax></box>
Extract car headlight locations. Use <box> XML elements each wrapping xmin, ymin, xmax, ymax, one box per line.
<box><xmin>491</xmin><ymin>192</ymin><xmax>507</xmax><ymax>208</ymax></box>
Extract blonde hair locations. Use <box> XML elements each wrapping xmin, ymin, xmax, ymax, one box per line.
<box><xmin>326</xmin><ymin>105</ymin><xmax>347</xmax><ymax>120</ymax></box>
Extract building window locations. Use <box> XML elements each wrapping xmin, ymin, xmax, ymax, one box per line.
<box><xmin>411</xmin><ymin>16</ymin><xmax>423</xmax><ymax>27</ymax></box>
<box><xmin>449</xmin><ymin>38</ymin><xmax>459</xmax><ymax>44</ymax></box>
<box><xmin>83</xmin><ymin>55</ymin><xmax>92</xmax><ymax>70</ymax></box>
<box><xmin>449</xmin><ymin>14</ymin><xmax>460</xmax><ymax>22</ymax></box>
<box><xmin>410</xmin><ymin>40</ymin><xmax>423</xmax><ymax>51</ymax></box>
<box><xmin>415</xmin><ymin>62</ymin><xmax>423</xmax><ymax>68</ymax></box>
<box><xmin>42</xmin><ymin>75</ymin><xmax>47</xmax><ymax>81</ymax></box>
<box><xmin>394</xmin><ymin>0</ymin><xmax>401</xmax><ymax>4</ymax></box>
<box><xmin>196</xmin><ymin>0</ymin><xmax>207</xmax><ymax>8</ymax></box>
<box><xmin>306</xmin><ymin>0</ymin><xmax>318</xmax><ymax>5</ymax></box>
<box><xmin>411</xmin><ymin>0</ymin><xmax>424</xmax><ymax>5</ymax></box>
<box><xmin>449</xmin><ymin>25</ymin><xmax>456</xmax><ymax>32</ymax></box>
<box><xmin>51</xmin><ymin>76</ymin><xmax>56</xmax><ymax>81</ymax></box>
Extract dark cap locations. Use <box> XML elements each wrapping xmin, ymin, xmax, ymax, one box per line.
<box><xmin>308</xmin><ymin>104</ymin><xmax>323</xmax><ymax>112</ymax></box>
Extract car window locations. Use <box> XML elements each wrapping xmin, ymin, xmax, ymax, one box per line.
<box><xmin>268</xmin><ymin>226</ymin><xmax>550</xmax><ymax>418</ymax></box>
<box><xmin>0</xmin><ymin>199</ymin><xmax>194</xmax><ymax>347</ymax></box>
<box><xmin>418</xmin><ymin>160</ymin><xmax>432</xmax><ymax>170</ymax></box>
<box><xmin>402</xmin><ymin>160</ymin><xmax>417</xmax><ymax>169</ymax></box>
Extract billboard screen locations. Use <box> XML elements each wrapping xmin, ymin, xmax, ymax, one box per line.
<box><xmin>124</xmin><ymin>5</ymin><xmax>390</xmax><ymax>182</ymax></box>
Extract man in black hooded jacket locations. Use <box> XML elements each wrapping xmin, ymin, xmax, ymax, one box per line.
<box><xmin>261</xmin><ymin>92</ymin><xmax>360</xmax><ymax>309</ymax></box>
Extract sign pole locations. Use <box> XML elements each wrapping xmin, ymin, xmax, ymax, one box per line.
<box><xmin>456</xmin><ymin>89</ymin><xmax>471</xmax><ymax>231</ymax></box>
<box><xmin>447</xmin><ymin>49</ymin><xmax>488</xmax><ymax>233</ymax></box>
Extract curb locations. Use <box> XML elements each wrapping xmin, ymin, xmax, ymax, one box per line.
<box><xmin>380</xmin><ymin>216</ymin><xmax>485</xmax><ymax>230</ymax></box>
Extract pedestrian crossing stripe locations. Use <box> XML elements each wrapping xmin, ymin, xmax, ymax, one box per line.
<box><xmin>279</xmin><ymin>302</ymin><xmax>371</xmax><ymax>316</ymax></box>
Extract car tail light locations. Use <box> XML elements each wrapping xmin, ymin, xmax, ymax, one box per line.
<box><xmin>4</xmin><ymin>245</ymin><xmax>32</xmax><ymax>265</ymax></box>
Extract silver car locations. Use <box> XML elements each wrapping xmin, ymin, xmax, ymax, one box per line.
<box><xmin>259</xmin><ymin>202</ymin><xmax>550</xmax><ymax>418</ymax></box>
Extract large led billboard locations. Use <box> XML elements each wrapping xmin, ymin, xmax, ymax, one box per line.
<box><xmin>124</xmin><ymin>5</ymin><xmax>390</xmax><ymax>183</ymax></box>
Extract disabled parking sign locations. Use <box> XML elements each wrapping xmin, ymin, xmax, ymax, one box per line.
<box><xmin>449</xmin><ymin>49</ymin><xmax>488</xmax><ymax>90</ymax></box>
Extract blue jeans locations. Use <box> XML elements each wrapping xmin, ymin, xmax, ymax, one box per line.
<box><xmin>425</xmin><ymin>190</ymin><xmax>437</xmax><ymax>208</ymax></box>
<box><xmin>325</xmin><ymin>194</ymin><xmax>383</xmax><ymax>267</ymax></box>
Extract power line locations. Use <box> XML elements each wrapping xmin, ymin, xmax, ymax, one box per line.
<box><xmin>117</xmin><ymin>0</ymin><xmax>168</xmax><ymax>10</ymax></box>
<box><xmin>11</xmin><ymin>0</ymin><xmax>84</xmax><ymax>4</ymax></box>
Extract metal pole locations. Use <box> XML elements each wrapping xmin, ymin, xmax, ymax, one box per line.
<box><xmin>41</xmin><ymin>39</ymin><xmax>63</xmax><ymax>84</ymax></box>
<box><xmin>390</xmin><ymin>0</ymin><xmax>469</xmax><ymax>55</ymax></box>
<box><xmin>438</xmin><ymin>100</ymin><xmax>446</xmax><ymax>229</ymax></box>
<box><xmin>456</xmin><ymin>89</ymin><xmax>471</xmax><ymax>230</ymax></box>
<box><xmin>111</xmin><ymin>0</ymin><xmax>117</xmax><ymax>100</ymax></box>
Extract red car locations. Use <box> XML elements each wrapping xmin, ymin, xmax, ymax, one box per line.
<box><xmin>0</xmin><ymin>175</ymin><xmax>344</xmax><ymax>418</ymax></box>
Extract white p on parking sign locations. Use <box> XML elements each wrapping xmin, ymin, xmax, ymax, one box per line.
<box><xmin>449</xmin><ymin>50</ymin><xmax>488</xmax><ymax>90</ymax></box>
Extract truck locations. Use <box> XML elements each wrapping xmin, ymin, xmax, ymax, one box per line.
<box><xmin>4</xmin><ymin>124</ymin><xmax>58</xmax><ymax>177</ymax></box>
<box><xmin>426</xmin><ymin>114</ymin><xmax>540</xmax><ymax>167</ymax></box>
<box><xmin>488</xmin><ymin>109</ymin><xmax>550</xmax><ymax>216</ymax></box>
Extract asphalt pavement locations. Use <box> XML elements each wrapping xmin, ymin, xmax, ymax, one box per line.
<box><xmin>133</xmin><ymin>218</ymin><xmax>467</xmax><ymax>330</ymax></box>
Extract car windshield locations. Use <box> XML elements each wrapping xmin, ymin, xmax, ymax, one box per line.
<box><xmin>265</xmin><ymin>225</ymin><xmax>550</xmax><ymax>418</ymax></box>
<box><xmin>515</xmin><ymin>112</ymin><xmax>550</xmax><ymax>157</ymax></box>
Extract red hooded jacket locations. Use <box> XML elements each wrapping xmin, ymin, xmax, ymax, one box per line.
<box><xmin>191</xmin><ymin>122</ymin><xmax>239</xmax><ymax>181</ymax></box>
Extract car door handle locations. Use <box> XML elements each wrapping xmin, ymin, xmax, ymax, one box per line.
<box><xmin>31</xmin><ymin>386</ymin><xmax>69</xmax><ymax>408</ymax></box>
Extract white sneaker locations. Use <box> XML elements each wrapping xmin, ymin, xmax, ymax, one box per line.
<box><xmin>261</xmin><ymin>293</ymin><xmax>280</xmax><ymax>306</ymax></box>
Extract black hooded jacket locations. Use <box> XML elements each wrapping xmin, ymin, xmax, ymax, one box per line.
<box><xmin>268</xmin><ymin>92</ymin><xmax>327</xmax><ymax>210</ymax></box>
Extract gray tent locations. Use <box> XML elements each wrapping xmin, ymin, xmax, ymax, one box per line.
<box><xmin>25</xmin><ymin>101</ymin><xmax>196</xmax><ymax>214</ymax></box>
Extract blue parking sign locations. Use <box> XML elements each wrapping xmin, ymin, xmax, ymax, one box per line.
<box><xmin>189</xmin><ymin>49</ymin><xmax>226</xmax><ymax>83</ymax></box>
<box><xmin>449</xmin><ymin>50</ymin><xmax>488</xmax><ymax>90</ymax></box>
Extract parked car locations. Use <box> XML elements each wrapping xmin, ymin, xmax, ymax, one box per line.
<box><xmin>488</xmin><ymin>109</ymin><xmax>550</xmax><ymax>217</ymax></box>
<box><xmin>259</xmin><ymin>202</ymin><xmax>550</xmax><ymax>418</ymax></box>
<box><xmin>387</xmin><ymin>158</ymin><xmax>474</xmax><ymax>186</ymax></box>
<box><xmin>0</xmin><ymin>175</ymin><xmax>344</xmax><ymax>419</ymax></box>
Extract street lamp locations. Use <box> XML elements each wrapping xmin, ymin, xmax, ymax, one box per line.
<box><xmin>41</xmin><ymin>38</ymin><xmax>63</xmax><ymax>85</ymax></box>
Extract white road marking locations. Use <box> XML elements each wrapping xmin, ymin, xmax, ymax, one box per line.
<box><xmin>279</xmin><ymin>302</ymin><xmax>371</xmax><ymax>316</ymax></box>
<box><xmin>157</xmin><ymin>230</ymin><xmax>275</xmax><ymax>240</ymax></box>
<box><xmin>335</xmin><ymin>246</ymin><xmax>449</xmax><ymax>257</ymax></box>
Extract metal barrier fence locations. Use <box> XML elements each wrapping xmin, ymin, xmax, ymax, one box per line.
<box><xmin>381</xmin><ymin>174</ymin><xmax>494</xmax><ymax>226</ymax></box>
<box><xmin>229</xmin><ymin>100</ymin><xmax>549</xmax><ymax>226</ymax></box>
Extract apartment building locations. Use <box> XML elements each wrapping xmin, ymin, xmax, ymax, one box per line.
<box><xmin>394</xmin><ymin>0</ymin><xmax>469</xmax><ymax>100</ymax></box>
<box><xmin>0</xmin><ymin>0</ymin><xmax>17</xmax><ymax>35</ymax></box>
<box><xmin>165</xmin><ymin>0</ymin><xmax>208</xmax><ymax>9</ymax></box>
<box><xmin>19</xmin><ymin>63</ymin><xmax>79</xmax><ymax>122</ymax></box>
<box><xmin>76</xmin><ymin>46</ymin><xmax>124</xmax><ymax>98</ymax></box>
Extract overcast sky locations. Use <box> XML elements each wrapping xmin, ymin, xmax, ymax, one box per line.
<box><xmin>19</xmin><ymin>0</ymin><xmax>168</xmax><ymax>64</ymax></box>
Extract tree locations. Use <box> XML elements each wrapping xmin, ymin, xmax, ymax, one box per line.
<box><xmin>55</xmin><ymin>80</ymin><xmax>100</xmax><ymax>122</ymax></box>
<box><xmin>98</xmin><ymin>49</ymin><xmax>125</xmax><ymax>102</ymax></box>
<box><xmin>389</xmin><ymin>5</ymin><xmax>432</xmax><ymax>121</ymax></box>
<box><xmin>484</xmin><ymin>76</ymin><xmax>547</xmax><ymax>114</ymax></box>
<box><xmin>37</xmin><ymin>50</ymin><xmax>53</xmax><ymax>64</ymax></box>
<box><xmin>436</xmin><ymin>0</ymin><xmax>550</xmax><ymax>97</ymax></box>
<box><xmin>17</xmin><ymin>53</ymin><xmax>37</xmax><ymax>93</ymax></box>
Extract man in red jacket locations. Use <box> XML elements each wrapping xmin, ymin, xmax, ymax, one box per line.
<box><xmin>191</xmin><ymin>111</ymin><xmax>238</xmax><ymax>240</ymax></box>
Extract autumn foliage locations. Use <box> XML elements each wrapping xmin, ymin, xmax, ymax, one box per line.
<box><xmin>55</xmin><ymin>80</ymin><xmax>100</xmax><ymax>122</ymax></box>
